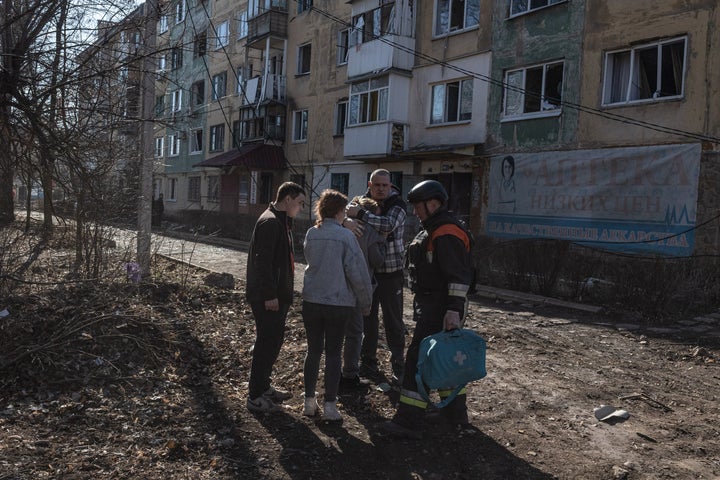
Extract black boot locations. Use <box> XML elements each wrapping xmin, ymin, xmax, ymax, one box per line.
<box><xmin>381</xmin><ymin>401</ymin><xmax>424</xmax><ymax>439</ymax></box>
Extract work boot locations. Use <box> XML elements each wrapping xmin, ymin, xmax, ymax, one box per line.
<box><xmin>380</xmin><ymin>420</ymin><xmax>422</xmax><ymax>440</ymax></box>
<box><xmin>441</xmin><ymin>393</ymin><xmax>468</xmax><ymax>425</ymax></box>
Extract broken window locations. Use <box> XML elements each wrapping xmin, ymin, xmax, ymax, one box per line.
<box><xmin>603</xmin><ymin>37</ymin><xmax>686</xmax><ymax>105</ymax></box>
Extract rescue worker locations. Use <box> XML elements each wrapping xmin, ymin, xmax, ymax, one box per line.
<box><xmin>381</xmin><ymin>179</ymin><xmax>474</xmax><ymax>439</ymax></box>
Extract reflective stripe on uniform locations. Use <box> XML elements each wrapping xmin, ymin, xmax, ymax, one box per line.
<box><xmin>438</xmin><ymin>387</ymin><xmax>467</xmax><ymax>397</ymax></box>
<box><xmin>399</xmin><ymin>389</ymin><xmax>428</xmax><ymax>408</ymax></box>
<box><xmin>448</xmin><ymin>282</ymin><xmax>470</xmax><ymax>298</ymax></box>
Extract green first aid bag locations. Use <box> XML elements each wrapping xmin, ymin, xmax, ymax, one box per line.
<box><xmin>415</xmin><ymin>328</ymin><xmax>487</xmax><ymax>408</ymax></box>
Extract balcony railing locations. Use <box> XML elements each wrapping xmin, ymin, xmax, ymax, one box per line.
<box><xmin>241</xmin><ymin>74</ymin><xmax>286</xmax><ymax>105</ymax></box>
<box><xmin>246</xmin><ymin>8</ymin><xmax>287</xmax><ymax>47</ymax></box>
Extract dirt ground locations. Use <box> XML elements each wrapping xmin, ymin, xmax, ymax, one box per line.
<box><xmin>1</xmin><ymin>252</ymin><xmax>719</xmax><ymax>479</ymax></box>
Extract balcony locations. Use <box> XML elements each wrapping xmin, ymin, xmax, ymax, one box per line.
<box><xmin>241</xmin><ymin>74</ymin><xmax>286</xmax><ymax>106</ymax></box>
<box><xmin>246</xmin><ymin>8</ymin><xmax>287</xmax><ymax>49</ymax></box>
<box><xmin>238</xmin><ymin>103</ymin><xmax>286</xmax><ymax>143</ymax></box>
<box><xmin>347</xmin><ymin>35</ymin><xmax>415</xmax><ymax>79</ymax></box>
<box><xmin>344</xmin><ymin>122</ymin><xmax>407</xmax><ymax>159</ymax></box>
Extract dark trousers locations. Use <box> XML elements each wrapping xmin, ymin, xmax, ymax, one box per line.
<box><xmin>302</xmin><ymin>301</ymin><xmax>352</xmax><ymax>402</ymax></box>
<box><xmin>248</xmin><ymin>301</ymin><xmax>290</xmax><ymax>400</ymax></box>
<box><xmin>394</xmin><ymin>298</ymin><xmax>467</xmax><ymax>428</ymax></box>
<box><xmin>361</xmin><ymin>271</ymin><xmax>405</xmax><ymax>376</ymax></box>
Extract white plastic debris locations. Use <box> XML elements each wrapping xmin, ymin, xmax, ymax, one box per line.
<box><xmin>594</xmin><ymin>405</ymin><xmax>630</xmax><ymax>422</ymax></box>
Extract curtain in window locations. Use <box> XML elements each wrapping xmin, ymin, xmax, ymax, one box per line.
<box><xmin>505</xmin><ymin>71</ymin><xmax>523</xmax><ymax>116</ymax></box>
<box><xmin>465</xmin><ymin>0</ymin><xmax>480</xmax><ymax>28</ymax></box>
<box><xmin>511</xmin><ymin>0</ymin><xmax>528</xmax><ymax>16</ymax></box>
<box><xmin>435</xmin><ymin>0</ymin><xmax>449</xmax><ymax>34</ymax></box>
<box><xmin>460</xmin><ymin>79</ymin><xmax>473</xmax><ymax>120</ymax></box>
<box><xmin>667</xmin><ymin>41</ymin><xmax>684</xmax><ymax>96</ymax></box>
<box><xmin>608</xmin><ymin>51</ymin><xmax>630</xmax><ymax>103</ymax></box>
<box><xmin>431</xmin><ymin>84</ymin><xmax>445</xmax><ymax>124</ymax></box>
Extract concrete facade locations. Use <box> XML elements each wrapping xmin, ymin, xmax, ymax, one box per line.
<box><xmin>95</xmin><ymin>0</ymin><xmax>720</xmax><ymax>258</ymax></box>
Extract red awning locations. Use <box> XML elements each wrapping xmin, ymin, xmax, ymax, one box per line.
<box><xmin>193</xmin><ymin>144</ymin><xmax>286</xmax><ymax>170</ymax></box>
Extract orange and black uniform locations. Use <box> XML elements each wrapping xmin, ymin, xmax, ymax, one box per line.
<box><xmin>393</xmin><ymin>208</ymin><xmax>474</xmax><ymax>429</ymax></box>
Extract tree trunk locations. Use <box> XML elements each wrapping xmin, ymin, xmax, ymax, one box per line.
<box><xmin>137</xmin><ymin>0</ymin><xmax>158</xmax><ymax>278</ymax></box>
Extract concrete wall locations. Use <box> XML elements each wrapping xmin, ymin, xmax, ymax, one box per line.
<box><xmin>487</xmin><ymin>0</ymin><xmax>585</xmax><ymax>152</ymax></box>
<box><xmin>579</xmin><ymin>1</ymin><xmax>720</xmax><ymax>148</ymax></box>
<box><xmin>285</xmin><ymin>2</ymin><xmax>350</xmax><ymax>175</ymax></box>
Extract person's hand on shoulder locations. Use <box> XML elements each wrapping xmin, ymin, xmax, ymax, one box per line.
<box><xmin>342</xmin><ymin>217</ymin><xmax>364</xmax><ymax>238</ymax></box>
<box><xmin>346</xmin><ymin>203</ymin><xmax>361</xmax><ymax>218</ymax></box>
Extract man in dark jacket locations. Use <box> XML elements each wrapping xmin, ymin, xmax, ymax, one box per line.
<box><xmin>246</xmin><ymin>181</ymin><xmax>306</xmax><ymax>413</ymax></box>
<box><xmin>381</xmin><ymin>179</ymin><xmax>473</xmax><ymax>439</ymax></box>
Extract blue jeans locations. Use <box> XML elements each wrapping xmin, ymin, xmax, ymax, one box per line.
<box><xmin>302</xmin><ymin>301</ymin><xmax>351</xmax><ymax>402</ymax></box>
<box><xmin>248</xmin><ymin>301</ymin><xmax>290</xmax><ymax>400</ymax></box>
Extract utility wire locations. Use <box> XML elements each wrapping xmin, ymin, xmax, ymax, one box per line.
<box><xmin>307</xmin><ymin>4</ymin><xmax>720</xmax><ymax>145</ymax></box>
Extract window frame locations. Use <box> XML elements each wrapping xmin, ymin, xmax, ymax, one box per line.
<box><xmin>175</xmin><ymin>1</ymin><xmax>185</xmax><ymax>24</ymax></box>
<box><xmin>350</xmin><ymin>2</ymin><xmax>397</xmax><ymax>46</ymax></box>
<box><xmin>215</xmin><ymin>21</ymin><xmax>229</xmax><ymax>50</ymax></box>
<box><xmin>194</xmin><ymin>30</ymin><xmax>207</xmax><ymax>58</ymax></box>
<box><xmin>157</xmin><ymin>54</ymin><xmax>167</xmax><ymax>73</ymax></box>
<box><xmin>297</xmin><ymin>0</ymin><xmax>313</xmax><ymax>14</ymax></box>
<box><xmin>155</xmin><ymin>95</ymin><xmax>165</xmax><ymax>117</ymax></box>
<box><xmin>189</xmin><ymin>128</ymin><xmax>203</xmax><ymax>153</ymax></box>
<box><xmin>171</xmin><ymin>46</ymin><xmax>183</xmax><ymax>70</ymax></box>
<box><xmin>209</xmin><ymin>124</ymin><xmax>225</xmax><ymax>152</ymax></box>
<box><xmin>188</xmin><ymin>176</ymin><xmax>201</xmax><ymax>202</ymax></box>
<box><xmin>348</xmin><ymin>76</ymin><xmax>389</xmax><ymax>126</ymax></box>
<box><xmin>330</xmin><ymin>173</ymin><xmax>350</xmax><ymax>195</ymax></box>
<box><xmin>192</xmin><ymin>79</ymin><xmax>205</xmax><ymax>109</ymax></box>
<box><xmin>434</xmin><ymin>0</ymin><xmax>480</xmax><ymax>37</ymax></box>
<box><xmin>168</xmin><ymin>178</ymin><xmax>177</xmax><ymax>201</ymax></box>
<box><xmin>297</xmin><ymin>43</ymin><xmax>311</xmax><ymax>75</ymax></box>
<box><xmin>509</xmin><ymin>0</ymin><xmax>565</xmax><ymax>18</ymax></box>
<box><xmin>236</xmin><ymin>67</ymin><xmax>245</xmax><ymax>95</ymax></box>
<box><xmin>171</xmin><ymin>89</ymin><xmax>183</xmax><ymax>112</ymax></box>
<box><xmin>168</xmin><ymin>133</ymin><xmax>180</xmax><ymax>156</ymax></box>
<box><xmin>430</xmin><ymin>77</ymin><xmax>473</xmax><ymax>125</ymax></box>
<box><xmin>334</xmin><ymin>100</ymin><xmax>348</xmax><ymax>136</ymax></box>
<box><xmin>336</xmin><ymin>28</ymin><xmax>349</xmax><ymax>66</ymax></box>
<box><xmin>292</xmin><ymin>109</ymin><xmax>308</xmax><ymax>143</ymax></box>
<box><xmin>154</xmin><ymin>136</ymin><xmax>164</xmax><ymax>157</ymax></box>
<box><xmin>207</xmin><ymin>175</ymin><xmax>220</xmax><ymax>203</ymax></box>
<box><xmin>502</xmin><ymin>60</ymin><xmax>564</xmax><ymax>120</ymax></box>
<box><xmin>158</xmin><ymin>15</ymin><xmax>169</xmax><ymax>33</ymax></box>
<box><xmin>211</xmin><ymin>71</ymin><xmax>227</xmax><ymax>101</ymax></box>
<box><xmin>601</xmin><ymin>36</ymin><xmax>687</xmax><ymax>106</ymax></box>
<box><xmin>238</xmin><ymin>10</ymin><xmax>248</xmax><ymax>39</ymax></box>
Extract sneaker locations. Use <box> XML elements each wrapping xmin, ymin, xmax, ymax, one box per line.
<box><xmin>379</xmin><ymin>420</ymin><xmax>422</xmax><ymax>439</ymax></box>
<box><xmin>321</xmin><ymin>401</ymin><xmax>342</xmax><ymax>422</ymax></box>
<box><xmin>263</xmin><ymin>386</ymin><xmax>292</xmax><ymax>403</ymax></box>
<box><xmin>247</xmin><ymin>396</ymin><xmax>281</xmax><ymax>413</ymax></box>
<box><xmin>303</xmin><ymin>397</ymin><xmax>319</xmax><ymax>417</ymax></box>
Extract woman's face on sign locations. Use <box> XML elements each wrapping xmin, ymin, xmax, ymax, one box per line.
<box><xmin>502</xmin><ymin>159</ymin><xmax>514</xmax><ymax>179</ymax></box>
